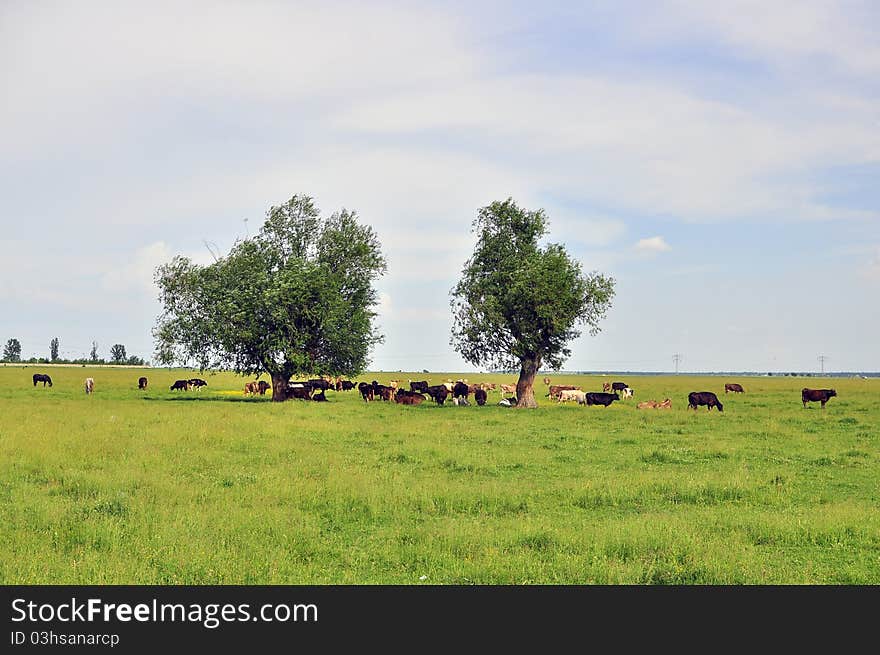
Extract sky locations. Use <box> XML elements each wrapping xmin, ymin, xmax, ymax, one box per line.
<box><xmin>2</xmin><ymin>0</ymin><xmax>878</xmax><ymax>373</ymax></box>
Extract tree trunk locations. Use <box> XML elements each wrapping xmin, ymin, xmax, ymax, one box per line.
<box><xmin>515</xmin><ymin>357</ymin><xmax>540</xmax><ymax>408</ymax></box>
<box><xmin>271</xmin><ymin>372</ymin><xmax>290</xmax><ymax>402</ymax></box>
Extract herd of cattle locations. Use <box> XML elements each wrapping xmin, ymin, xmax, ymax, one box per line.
<box><xmin>27</xmin><ymin>372</ymin><xmax>841</xmax><ymax>410</ymax></box>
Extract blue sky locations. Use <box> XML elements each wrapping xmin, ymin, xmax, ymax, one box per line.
<box><xmin>2</xmin><ymin>0</ymin><xmax>878</xmax><ymax>372</ymax></box>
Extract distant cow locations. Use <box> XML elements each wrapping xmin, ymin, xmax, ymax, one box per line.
<box><xmin>170</xmin><ymin>379</ymin><xmax>191</xmax><ymax>391</ymax></box>
<box><xmin>358</xmin><ymin>382</ymin><xmax>374</xmax><ymax>402</ymax></box>
<box><xmin>543</xmin><ymin>377</ymin><xmax>551</xmax><ymax>385</ymax></box>
<box><xmin>138</xmin><ymin>376</ymin><xmax>148</xmax><ymax>390</ymax></box>
<box><xmin>637</xmin><ymin>400</ymin><xmax>657</xmax><ymax>409</ymax></box>
<box><xmin>585</xmin><ymin>392</ymin><xmax>619</xmax><ymax>407</ymax></box>
<box><xmin>395</xmin><ymin>389</ymin><xmax>425</xmax><ymax>405</ymax></box>
<box><xmin>688</xmin><ymin>391</ymin><xmax>723</xmax><ymax>412</ymax></box>
<box><xmin>84</xmin><ymin>378</ymin><xmax>94</xmax><ymax>394</ymax></box>
<box><xmin>558</xmin><ymin>389</ymin><xmax>586</xmax><ymax>404</ymax></box>
<box><xmin>340</xmin><ymin>380</ymin><xmax>356</xmax><ymax>391</ymax></box>
<box><xmin>611</xmin><ymin>382</ymin><xmax>627</xmax><ymax>392</ymax></box>
<box><xmin>724</xmin><ymin>383</ymin><xmax>744</xmax><ymax>394</ymax></box>
<box><xmin>257</xmin><ymin>380</ymin><xmax>271</xmax><ymax>395</ymax></box>
<box><xmin>499</xmin><ymin>383</ymin><xmax>517</xmax><ymax>397</ymax></box>
<box><xmin>32</xmin><ymin>373</ymin><xmax>53</xmax><ymax>387</ymax></box>
<box><xmin>308</xmin><ymin>378</ymin><xmax>331</xmax><ymax>391</ymax></box>
<box><xmin>244</xmin><ymin>381</ymin><xmax>259</xmax><ymax>395</ymax></box>
<box><xmin>602</xmin><ymin>382</ymin><xmax>611</xmax><ymax>392</ymax></box>
<box><xmin>802</xmin><ymin>388</ymin><xmax>837</xmax><ymax>409</ymax></box>
<box><xmin>547</xmin><ymin>384</ymin><xmax>580</xmax><ymax>400</ymax></box>
<box><xmin>656</xmin><ymin>398</ymin><xmax>672</xmax><ymax>409</ymax></box>
<box><xmin>474</xmin><ymin>388</ymin><xmax>487</xmax><ymax>406</ymax></box>
<box><xmin>189</xmin><ymin>378</ymin><xmax>208</xmax><ymax>390</ymax></box>
<box><xmin>409</xmin><ymin>380</ymin><xmax>429</xmax><ymax>394</ymax></box>
<box><xmin>621</xmin><ymin>387</ymin><xmax>634</xmax><ymax>399</ymax></box>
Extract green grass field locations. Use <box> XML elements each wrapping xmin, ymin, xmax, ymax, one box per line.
<box><xmin>1</xmin><ymin>365</ymin><xmax>878</xmax><ymax>584</ymax></box>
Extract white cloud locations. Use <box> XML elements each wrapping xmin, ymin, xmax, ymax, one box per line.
<box><xmin>634</xmin><ymin>236</ymin><xmax>672</xmax><ymax>253</ymax></box>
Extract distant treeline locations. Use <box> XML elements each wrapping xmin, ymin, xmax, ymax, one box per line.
<box><xmin>541</xmin><ymin>371</ymin><xmax>879</xmax><ymax>378</ymax></box>
<box><xmin>3</xmin><ymin>356</ymin><xmax>147</xmax><ymax>366</ymax></box>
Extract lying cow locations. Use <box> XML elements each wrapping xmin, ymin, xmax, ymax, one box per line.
<box><xmin>395</xmin><ymin>389</ymin><xmax>425</xmax><ymax>405</ymax></box>
<box><xmin>688</xmin><ymin>391</ymin><xmax>723</xmax><ymax>412</ymax></box>
<box><xmin>585</xmin><ymin>392</ymin><xmax>619</xmax><ymax>407</ymax></box>
<box><xmin>801</xmin><ymin>388</ymin><xmax>837</xmax><ymax>409</ymax></box>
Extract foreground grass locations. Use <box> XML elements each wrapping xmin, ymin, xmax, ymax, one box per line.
<box><xmin>1</xmin><ymin>366</ymin><xmax>878</xmax><ymax>584</ymax></box>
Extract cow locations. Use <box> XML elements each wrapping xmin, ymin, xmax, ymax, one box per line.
<box><xmin>308</xmin><ymin>378</ymin><xmax>331</xmax><ymax>391</ymax></box>
<box><xmin>424</xmin><ymin>385</ymin><xmax>449</xmax><ymax>405</ymax></box>
<box><xmin>558</xmin><ymin>389</ymin><xmax>586</xmax><ymax>404</ymax></box>
<box><xmin>547</xmin><ymin>384</ymin><xmax>580</xmax><ymax>400</ymax></box>
<box><xmin>621</xmin><ymin>387</ymin><xmax>634</xmax><ymax>399</ymax></box>
<box><xmin>340</xmin><ymin>380</ymin><xmax>356</xmax><ymax>391</ymax></box>
<box><xmin>452</xmin><ymin>381</ymin><xmax>470</xmax><ymax>400</ymax></box>
<box><xmin>452</xmin><ymin>397</ymin><xmax>470</xmax><ymax>406</ymax></box>
<box><xmin>585</xmin><ymin>392</ymin><xmax>620</xmax><ymax>407</ymax></box>
<box><xmin>688</xmin><ymin>391</ymin><xmax>723</xmax><ymax>412</ymax></box>
<box><xmin>358</xmin><ymin>382</ymin><xmax>374</xmax><ymax>402</ymax></box>
<box><xmin>189</xmin><ymin>378</ymin><xmax>208</xmax><ymax>390</ymax></box>
<box><xmin>637</xmin><ymin>400</ymin><xmax>658</xmax><ymax>409</ymax></box>
<box><xmin>32</xmin><ymin>373</ymin><xmax>53</xmax><ymax>387</ymax></box>
<box><xmin>170</xmin><ymin>379</ymin><xmax>191</xmax><ymax>391</ymax></box>
<box><xmin>657</xmin><ymin>398</ymin><xmax>672</xmax><ymax>409</ymax></box>
<box><xmin>244</xmin><ymin>381</ymin><xmax>259</xmax><ymax>395</ymax></box>
<box><xmin>84</xmin><ymin>378</ymin><xmax>94</xmax><ymax>394</ymax></box>
<box><xmin>602</xmin><ymin>382</ymin><xmax>611</xmax><ymax>392</ymax></box>
<box><xmin>138</xmin><ymin>376</ymin><xmax>148</xmax><ymax>390</ymax></box>
<box><xmin>371</xmin><ymin>381</ymin><xmax>394</xmax><ymax>401</ymax></box>
<box><xmin>474</xmin><ymin>388</ymin><xmax>487</xmax><ymax>406</ymax></box>
<box><xmin>724</xmin><ymin>383</ymin><xmax>744</xmax><ymax>394</ymax></box>
<box><xmin>288</xmin><ymin>383</ymin><xmax>313</xmax><ymax>400</ymax></box>
<box><xmin>312</xmin><ymin>389</ymin><xmax>328</xmax><ymax>402</ymax></box>
<box><xmin>395</xmin><ymin>389</ymin><xmax>425</xmax><ymax>405</ymax></box>
<box><xmin>611</xmin><ymin>382</ymin><xmax>627</xmax><ymax>392</ymax></box>
<box><xmin>500</xmin><ymin>383</ymin><xmax>517</xmax><ymax>397</ymax></box>
<box><xmin>543</xmin><ymin>377</ymin><xmax>551</xmax><ymax>385</ymax></box>
<box><xmin>257</xmin><ymin>380</ymin><xmax>271</xmax><ymax>395</ymax></box>
<box><xmin>409</xmin><ymin>380</ymin><xmax>429</xmax><ymax>394</ymax></box>
<box><xmin>498</xmin><ymin>397</ymin><xmax>516</xmax><ymax>407</ymax></box>
<box><xmin>802</xmin><ymin>388</ymin><xmax>837</xmax><ymax>409</ymax></box>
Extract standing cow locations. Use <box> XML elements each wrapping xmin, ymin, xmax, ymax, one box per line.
<box><xmin>84</xmin><ymin>378</ymin><xmax>94</xmax><ymax>394</ymax></box>
<box><xmin>801</xmin><ymin>388</ymin><xmax>837</xmax><ymax>409</ymax></box>
<box><xmin>32</xmin><ymin>373</ymin><xmax>53</xmax><ymax>387</ymax></box>
<box><xmin>688</xmin><ymin>391</ymin><xmax>723</xmax><ymax>412</ymax></box>
<box><xmin>724</xmin><ymin>383</ymin><xmax>744</xmax><ymax>393</ymax></box>
<box><xmin>138</xmin><ymin>376</ymin><xmax>148</xmax><ymax>390</ymax></box>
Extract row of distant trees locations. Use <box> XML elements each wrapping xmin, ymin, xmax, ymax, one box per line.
<box><xmin>1</xmin><ymin>337</ymin><xmax>146</xmax><ymax>366</ymax></box>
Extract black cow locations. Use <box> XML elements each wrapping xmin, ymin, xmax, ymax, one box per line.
<box><xmin>409</xmin><ymin>380</ymin><xmax>429</xmax><ymax>394</ymax></box>
<box><xmin>585</xmin><ymin>392</ymin><xmax>620</xmax><ymax>407</ymax></box>
<box><xmin>452</xmin><ymin>381</ymin><xmax>470</xmax><ymax>400</ymax></box>
<box><xmin>256</xmin><ymin>380</ymin><xmax>271</xmax><ymax>395</ymax></box>
<box><xmin>138</xmin><ymin>376</ymin><xmax>148</xmax><ymax>390</ymax></box>
<box><xmin>309</xmin><ymin>378</ymin><xmax>331</xmax><ymax>391</ymax></box>
<box><xmin>724</xmin><ymin>383</ymin><xmax>744</xmax><ymax>393</ymax></box>
<box><xmin>312</xmin><ymin>390</ymin><xmax>328</xmax><ymax>402</ymax></box>
<box><xmin>341</xmin><ymin>380</ymin><xmax>356</xmax><ymax>391</ymax></box>
<box><xmin>358</xmin><ymin>382</ymin><xmax>374</xmax><ymax>402</ymax></box>
<box><xmin>188</xmin><ymin>378</ymin><xmax>208</xmax><ymax>390</ymax></box>
<box><xmin>371</xmin><ymin>381</ymin><xmax>394</xmax><ymax>401</ymax></box>
<box><xmin>611</xmin><ymin>382</ymin><xmax>627</xmax><ymax>392</ymax></box>
<box><xmin>424</xmin><ymin>384</ymin><xmax>449</xmax><ymax>405</ymax></box>
<box><xmin>474</xmin><ymin>388</ymin><xmax>487</xmax><ymax>406</ymax></box>
<box><xmin>802</xmin><ymin>388</ymin><xmax>837</xmax><ymax>409</ymax></box>
<box><xmin>688</xmin><ymin>391</ymin><xmax>723</xmax><ymax>412</ymax></box>
<box><xmin>288</xmin><ymin>383</ymin><xmax>313</xmax><ymax>400</ymax></box>
<box><xmin>170</xmin><ymin>379</ymin><xmax>190</xmax><ymax>391</ymax></box>
<box><xmin>32</xmin><ymin>373</ymin><xmax>53</xmax><ymax>387</ymax></box>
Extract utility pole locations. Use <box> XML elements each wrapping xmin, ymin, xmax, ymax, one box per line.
<box><xmin>672</xmin><ymin>353</ymin><xmax>682</xmax><ymax>374</ymax></box>
<box><xmin>818</xmin><ymin>355</ymin><xmax>828</xmax><ymax>375</ymax></box>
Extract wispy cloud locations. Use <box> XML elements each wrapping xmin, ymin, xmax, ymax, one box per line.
<box><xmin>635</xmin><ymin>236</ymin><xmax>672</xmax><ymax>253</ymax></box>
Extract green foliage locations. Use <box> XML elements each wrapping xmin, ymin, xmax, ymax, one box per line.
<box><xmin>89</xmin><ymin>341</ymin><xmax>99</xmax><ymax>363</ymax></box>
<box><xmin>2</xmin><ymin>338</ymin><xmax>22</xmax><ymax>362</ymax></box>
<box><xmin>153</xmin><ymin>194</ymin><xmax>386</xmax><ymax>388</ymax></box>
<box><xmin>451</xmin><ymin>199</ymin><xmax>615</xmax><ymax>373</ymax></box>
<box><xmin>50</xmin><ymin>337</ymin><xmax>59</xmax><ymax>362</ymax></box>
<box><xmin>110</xmin><ymin>344</ymin><xmax>127</xmax><ymax>364</ymax></box>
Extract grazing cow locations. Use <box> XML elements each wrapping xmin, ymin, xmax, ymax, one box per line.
<box><xmin>585</xmin><ymin>392</ymin><xmax>620</xmax><ymax>407</ymax></box>
<box><xmin>84</xmin><ymin>378</ymin><xmax>94</xmax><ymax>394</ymax></box>
<box><xmin>244</xmin><ymin>381</ymin><xmax>259</xmax><ymax>395</ymax></box>
<box><xmin>452</xmin><ymin>381</ymin><xmax>470</xmax><ymax>400</ymax></box>
<box><xmin>138</xmin><ymin>376</ymin><xmax>148</xmax><ymax>390</ymax></box>
<box><xmin>547</xmin><ymin>384</ymin><xmax>580</xmax><ymax>400</ymax></box>
<box><xmin>688</xmin><ymin>391</ymin><xmax>723</xmax><ymax>412</ymax></box>
<box><xmin>500</xmin><ymin>383</ymin><xmax>517</xmax><ymax>397</ymax></box>
<box><xmin>474</xmin><ymin>388</ymin><xmax>487</xmax><ymax>406</ymax></box>
<box><xmin>558</xmin><ymin>389</ymin><xmax>586</xmax><ymax>404</ymax></box>
<box><xmin>621</xmin><ymin>387</ymin><xmax>634</xmax><ymax>399</ymax></box>
<box><xmin>340</xmin><ymin>380</ymin><xmax>356</xmax><ymax>391</ymax></box>
<box><xmin>409</xmin><ymin>380</ymin><xmax>429</xmax><ymax>394</ymax></box>
<box><xmin>637</xmin><ymin>400</ymin><xmax>658</xmax><ymax>409</ymax></box>
<box><xmin>257</xmin><ymin>380</ymin><xmax>271</xmax><ymax>395</ymax></box>
<box><xmin>801</xmin><ymin>388</ymin><xmax>837</xmax><ymax>409</ymax></box>
<box><xmin>32</xmin><ymin>373</ymin><xmax>53</xmax><ymax>387</ymax></box>
<box><xmin>189</xmin><ymin>378</ymin><xmax>208</xmax><ymax>390</ymax></box>
<box><xmin>611</xmin><ymin>382</ymin><xmax>627</xmax><ymax>393</ymax></box>
<box><xmin>724</xmin><ymin>383</ymin><xmax>745</xmax><ymax>394</ymax></box>
<box><xmin>170</xmin><ymin>379</ymin><xmax>191</xmax><ymax>391</ymax></box>
<box><xmin>358</xmin><ymin>382</ymin><xmax>374</xmax><ymax>402</ymax></box>
<box><xmin>424</xmin><ymin>385</ymin><xmax>449</xmax><ymax>406</ymax></box>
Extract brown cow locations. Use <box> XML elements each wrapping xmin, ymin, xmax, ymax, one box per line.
<box><xmin>244</xmin><ymin>381</ymin><xmax>259</xmax><ymax>395</ymax></box>
<box><xmin>637</xmin><ymin>400</ymin><xmax>658</xmax><ymax>409</ymax></box>
<box><xmin>257</xmin><ymin>380</ymin><xmax>271</xmax><ymax>395</ymax></box>
<box><xmin>547</xmin><ymin>384</ymin><xmax>580</xmax><ymax>400</ymax></box>
<box><xmin>802</xmin><ymin>388</ymin><xmax>837</xmax><ymax>409</ymax></box>
<box><xmin>725</xmin><ymin>383</ymin><xmax>744</xmax><ymax>393</ymax></box>
<box><xmin>602</xmin><ymin>382</ymin><xmax>611</xmax><ymax>392</ymax></box>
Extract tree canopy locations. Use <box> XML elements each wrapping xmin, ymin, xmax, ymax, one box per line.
<box><xmin>153</xmin><ymin>194</ymin><xmax>386</xmax><ymax>400</ymax></box>
<box><xmin>3</xmin><ymin>338</ymin><xmax>22</xmax><ymax>363</ymax></box>
<box><xmin>450</xmin><ymin>198</ymin><xmax>615</xmax><ymax>407</ymax></box>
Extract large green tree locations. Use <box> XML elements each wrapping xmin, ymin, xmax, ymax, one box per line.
<box><xmin>153</xmin><ymin>194</ymin><xmax>387</xmax><ymax>401</ymax></box>
<box><xmin>50</xmin><ymin>337</ymin><xmax>59</xmax><ymax>362</ymax></box>
<box><xmin>110</xmin><ymin>344</ymin><xmax>127</xmax><ymax>364</ymax></box>
<box><xmin>450</xmin><ymin>198</ymin><xmax>615</xmax><ymax>408</ymax></box>
<box><xmin>2</xmin><ymin>338</ymin><xmax>22</xmax><ymax>363</ymax></box>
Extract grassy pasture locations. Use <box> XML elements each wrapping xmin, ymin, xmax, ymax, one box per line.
<box><xmin>1</xmin><ymin>365</ymin><xmax>878</xmax><ymax>584</ymax></box>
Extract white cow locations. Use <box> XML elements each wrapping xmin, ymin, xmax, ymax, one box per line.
<box><xmin>84</xmin><ymin>378</ymin><xmax>94</xmax><ymax>395</ymax></box>
<box><xmin>621</xmin><ymin>387</ymin><xmax>634</xmax><ymax>399</ymax></box>
<box><xmin>557</xmin><ymin>389</ymin><xmax>586</xmax><ymax>404</ymax></box>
